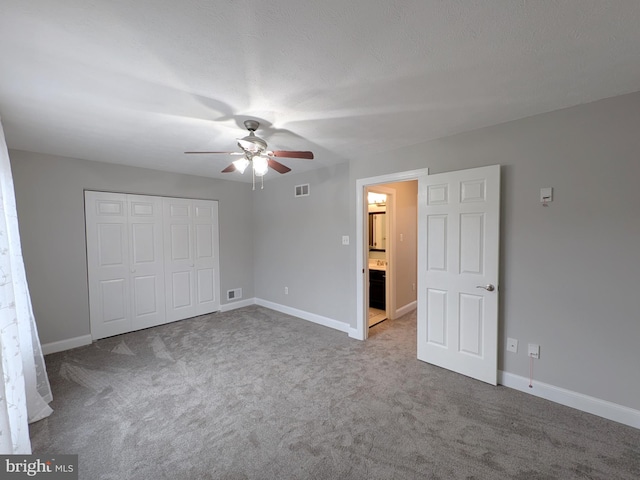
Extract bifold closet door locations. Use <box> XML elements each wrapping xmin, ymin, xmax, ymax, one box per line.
<box><xmin>87</xmin><ymin>192</ymin><xmax>220</xmax><ymax>339</ymax></box>
<box><xmin>86</xmin><ymin>192</ymin><xmax>166</xmax><ymax>339</ymax></box>
<box><xmin>163</xmin><ymin>198</ymin><xmax>220</xmax><ymax>322</ymax></box>
<box><xmin>86</xmin><ymin>192</ymin><xmax>131</xmax><ymax>339</ymax></box>
<box><xmin>128</xmin><ymin>195</ymin><xmax>166</xmax><ymax>331</ymax></box>
<box><xmin>192</xmin><ymin>200</ymin><xmax>220</xmax><ymax>316</ymax></box>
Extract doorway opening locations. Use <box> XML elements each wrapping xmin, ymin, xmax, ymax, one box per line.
<box><xmin>366</xmin><ymin>185</ymin><xmax>393</xmax><ymax>328</ymax></box>
<box><xmin>355</xmin><ymin>168</ymin><xmax>428</xmax><ymax>341</ymax></box>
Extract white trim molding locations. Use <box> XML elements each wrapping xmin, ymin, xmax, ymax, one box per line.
<box><xmin>395</xmin><ymin>301</ymin><xmax>417</xmax><ymax>318</ymax></box>
<box><xmin>499</xmin><ymin>370</ymin><xmax>640</xmax><ymax>429</ymax></box>
<box><xmin>220</xmin><ymin>298</ymin><xmax>256</xmax><ymax>312</ymax></box>
<box><xmin>40</xmin><ymin>299</ymin><xmax>354</xmax><ymax>355</ymax></box>
<box><xmin>348</xmin><ymin>327</ymin><xmax>360</xmax><ymax>339</ymax></box>
<box><xmin>42</xmin><ymin>335</ymin><xmax>93</xmax><ymax>355</ymax></box>
<box><xmin>255</xmin><ymin>298</ymin><xmax>351</xmax><ymax>334</ymax></box>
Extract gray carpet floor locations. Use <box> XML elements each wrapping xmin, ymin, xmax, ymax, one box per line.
<box><xmin>30</xmin><ymin>306</ymin><xmax>640</xmax><ymax>479</ymax></box>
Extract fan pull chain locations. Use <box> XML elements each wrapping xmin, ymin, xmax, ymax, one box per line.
<box><xmin>250</xmin><ymin>162</ymin><xmax>264</xmax><ymax>189</ymax></box>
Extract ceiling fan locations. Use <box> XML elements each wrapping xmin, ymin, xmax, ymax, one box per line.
<box><xmin>185</xmin><ymin>120</ymin><xmax>314</xmax><ymax>188</ymax></box>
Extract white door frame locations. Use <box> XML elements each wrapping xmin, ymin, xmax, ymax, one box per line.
<box><xmin>354</xmin><ymin>168</ymin><xmax>429</xmax><ymax>340</ymax></box>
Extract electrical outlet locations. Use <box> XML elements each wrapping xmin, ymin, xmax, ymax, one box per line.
<box><xmin>284</xmin><ymin>286</ymin><xmax>288</xmax><ymax>295</ymax></box>
<box><xmin>342</xmin><ymin>235</ymin><xmax>349</xmax><ymax>245</ymax></box>
<box><xmin>528</xmin><ymin>343</ymin><xmax>540</xmax><ymax>359</ymax></box>
<box><xmin>507</xmin><ymin>337</ymin><xmax>518</xmax><ymax>353</ymax></box>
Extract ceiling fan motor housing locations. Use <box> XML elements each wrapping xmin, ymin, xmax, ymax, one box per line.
<box><xmin>238</xmin><ymin>132</ymin><xmax>267</xmax><ymax>153</ymax></box>
<box><xmin>243</xmin><ymin>119</ymin><xmax>260</xmax><ymax>131</ymax></box>
<box><xmin>238</xmin><ymin>120</ymin><xmax>268</xmax><ymax>154</ymax></box>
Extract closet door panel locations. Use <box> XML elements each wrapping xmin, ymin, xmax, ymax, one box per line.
<box><xmin>85</xmin><ymin>192</ymin><xmax>132</xmax><ymax>339</ymax></box>
<box><xmin>195</xmin><ymin>224</ymin><xmax>213</xmax><ymax>259</ymax></box>
<box><xmin>171</xmin><ymin>224</ymin><xmax>191</xmax><ymax>259</ymax></box>
<box><xmin>196</xmin><ymin>268</ymin><xmax>215</xmax><ymax>303</ymax></box>
<box><xmin>129</xmin><ymin>195</ymin><xmax>166</xmax><ymax>329</ymax></box>
<box><xmin>133</xmin><ymin>275</ymin><xmax>158</xmax><ymax>316</ymax></box>
<box><xmin>171</xmin><ymin>271</ymin><xmax>193</xmax><ymax>308</ymax></box>
<box><xmin>193</xmin><ymin>200</ymin><xmax>220</xmax><ymax>315</ymax></box>
<box><xmin>97</xmin><ymin>223</ymin><xmax>127</xmax><ymax>267</ymax></box>
<box><xmin>163</xmin><ymin>198</ymin><xmax>196</xmax><ymax>321</ymax></box>
<box><xmin>100</xmin><ymin>278</ymin><xmax>127</xmax><ymax>323</ymax></box>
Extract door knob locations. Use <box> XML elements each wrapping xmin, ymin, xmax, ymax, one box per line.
<box><xmin>476</xmin><ymin>284</ymin><xmax>495</xmax><ymax>292</ymax></box>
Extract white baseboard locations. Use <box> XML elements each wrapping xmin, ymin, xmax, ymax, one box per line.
<box><xmin>499</xmin><ymin>370</ymin><xmax>640</xmax><ymax>429</ymax></box>
<box><xmin>220</xmin><ymin>298</ymin><xmax>256</xmax><ymax>312</ymax></box>
<box><xmin>42</xmin><ymin>335</ymin><xmax>93</xmax><ymax>355</ymax></box>
<box><xmin>255</xmin><ymin>298</ymin><xmax>350</xmax><ymax>334</ymax></box>
<box><xmin>395</xmin><ymin>301</ymin><xmax>417</xmax><ymax>318</ymax></box>
<box><xmin>348</xmin><ymin>327</ymin><xmax>362</xmax><ymax>340</ymax></box>
<box><xmin>39</xmin><ymin>298</ymin><xmax>347</xmax><ymax>354</ymax></box>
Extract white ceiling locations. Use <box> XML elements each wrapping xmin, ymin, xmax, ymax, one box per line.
<box><xmin>1</xmin><ymin>1</ymin><xmax>639</xmax><ymax>182</ymax></box>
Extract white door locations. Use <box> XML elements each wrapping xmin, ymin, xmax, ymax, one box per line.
<box><xmin>87</xmin><ymin>192</ymin><xmax>220</xmax><ymax>339</ymax></box>
<box><xmin>163</xmin><ymin>198</ymin><xmax>197</xmax><ymax>321</ymax></box>
<box><xmin>193</xmin><ymin>200</ymin><xmax>220</xmax><ymax>315</ymax></box>
<box><xmin>85</xmin><ymin>192</ymin><xmax>131</xmax><ymax>339</ymax></box>
<box><xmin>417</xmin><ymin>165</ymin><xmax>500</xmax><ymax>385</ymax></box>
<box><xmin>128</xmin><ymin>195</ymin><xmax>166</xmax><ymax>330</ymax></box>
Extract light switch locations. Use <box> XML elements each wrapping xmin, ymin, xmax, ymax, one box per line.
<box><xmin>540</xmin><ymin>187</ymin><xmax>553</xmax><ymax>204</ymax></box>
<box><xmin>342</xmin><ymin>235</ymin><xmax>349</xmax><ymax>245</ymax></box>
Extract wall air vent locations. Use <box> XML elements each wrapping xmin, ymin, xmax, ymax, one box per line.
<box><xmin>227</xmin><ymin>288</ymin><xmax>242</xmax><ymax>301</ymax></box>
<box><xmin>294</xmin><ymin>184</ymin><xmax>310</xmax><ymax>197</ymax></box>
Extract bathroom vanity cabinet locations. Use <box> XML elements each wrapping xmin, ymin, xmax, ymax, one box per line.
<box><xmin>369</xmin><ymin>269</ymin><xmax>386</xmax><ymax>310</ymax></box>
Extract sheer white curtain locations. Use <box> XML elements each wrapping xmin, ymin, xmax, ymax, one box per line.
<box><xmin>0</xmin><ymin>117</ymin><xmax>53</xmax><ymax>454</ymax></box>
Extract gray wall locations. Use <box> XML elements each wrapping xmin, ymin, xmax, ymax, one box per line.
<box><xmin>252</xmin><ymin>163</ymin><xmax>351</xmax><ymax>324</ymax></box>
<box><xmin>252</xmin><ymin>171</ymin><xmax>417</xmax><ymax>325</ymax></box>
<box><xmin>346</xmin><ymin>92</ymin><xmax>640</xmax><ymax>410</ymax></box>
<box><xmin>384</xmin><ymin>181</ymin><xmax>418</xmax><ymax>312</ymax></box>
<box><xmin>9</xmin><ymin>90</ymin><xmax>640</xmax><ymax>413</ymax></box>
<box><xmin>10</xmin><ymin>150</ymin><xmax>255</xmax><ymax>345</ymax></box>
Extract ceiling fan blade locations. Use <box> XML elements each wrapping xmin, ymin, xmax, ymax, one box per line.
<box><xmin>270</xmin><ymin>150</ymin><xmax>314</xmax><ymax>160</ymax></box>
<box><xmin>221</xmin><ymin>163</ymin><xmax>237</xmax><ymax>173</ymax></box>
<box><xmin>184</xmin><ymin>151</ymin><xmax>244</xmax><ymax>155</ymax></box>
<box><xmin>267</xmin><ymin>159</ymin><xmax>291</xmax><ymax>174</ymax></box>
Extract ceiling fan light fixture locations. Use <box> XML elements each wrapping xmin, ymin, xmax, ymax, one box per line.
<box><xmin>232</xmin><ymin>157</ymin><xmax>250</xmax><ymax>174</ymax></box>
<box><xmin>237</xmin><ymin>132</ymin><xmax>267</xmax><ymax>153</ymax></box>
<box><xmin>253</xmin><ymin>156</ymin><xmax>269</xmax><ymax>176</ymax></box>
<box><xmin>187</xmin><ymin>119</ymin><xmax>313</xmax><ymax>185</ymax></box>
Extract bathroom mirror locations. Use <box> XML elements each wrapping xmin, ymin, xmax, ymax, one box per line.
<box><xmin>368</xmin><ymin>212</ymin><xmax>386</xmax><ymax>251</ymax></box>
